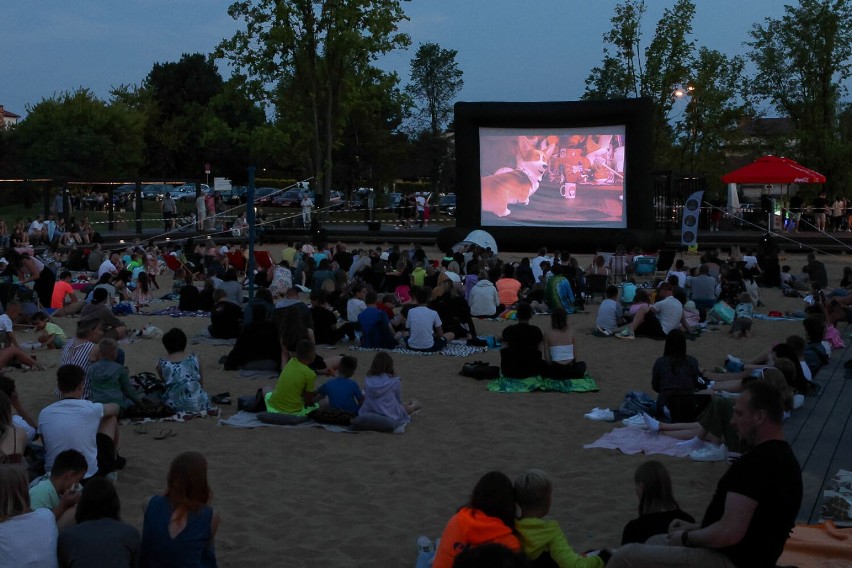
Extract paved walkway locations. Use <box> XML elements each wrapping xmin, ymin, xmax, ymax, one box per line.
<box><xmin>784</xmin><ymin>329</ymin><xmax>852</xmax><ymax>523</ymax></box>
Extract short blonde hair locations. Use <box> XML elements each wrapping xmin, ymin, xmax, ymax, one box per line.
<box><xmin>513</xmin><ymin>468</ymin><xmax>552</xmax><ymax>511</ymax></box>
<box><xmin>98</xmin><ymin>338</ymin><xmax>118</xmax><ymax>360</ymax></box>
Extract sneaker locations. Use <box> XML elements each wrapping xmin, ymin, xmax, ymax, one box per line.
<box><xmin>596</xmin><ymin>325</ymin><xmax>613</xmax><ymax>337</ymax></box>
<box><xmin>641</xmin><ymin>412</ymin><xmax>660</xmax><ymax>432</ymax></box>
<box><xmin>690</xmin><ymin>443</ymin><xmax>728</xmax><ymax>462</ymax></box>
<box><xmin>584</xmin><ymin>407</ymin><xmax>614</xmax><ymax>421</ymax></box>
<box><xmin>416</xmin><ymin>536</ymin><xmax>434</xmax><ymax>553</ymax></box>
<box><xmin>621</xmin><ymin>414</ymin><xmax>647</xmax><ymax>427</ymax></box>
<box><xmin>676</xmin><ymin>436</ymin><xmax>706</xmax><ymax>451</ymax></box>
<box><xmin>793</xmin><ymin>394</ymin><xmax>804</xmax><ymax>409</ymax></box>
<box><xmin>615</xmin><ymin>328</ymin><xmax>634</xmax><ymax>340</ymax></box>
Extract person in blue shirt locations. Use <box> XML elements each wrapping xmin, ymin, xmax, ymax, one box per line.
<box><xmin>358</xmin><ymin>291</ymin><xmax>399</xmax><ymax>349</ymax></box>
<box><xmin>315</xmin><ymin>356</ymin><xmax>363</xmax><ymax>415</ymax></box>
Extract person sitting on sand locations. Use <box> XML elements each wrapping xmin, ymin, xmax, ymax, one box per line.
<box><xmin>0</xmin><ymin>465</ymin><xmax>59</xmax><ymax>567</ymax></box>
<box><xmin>29</xmin><ymin>449</ymin><xmax>87</xmax><ymax>528</ymax></box>
<box><xmin>51</xmin><ymin>271</ymin><xmax>86</xmax><ymax>317</ymax></box>
<box><xmin>514</xmin><ymin>468</ymin><xmax>607</xmax><ymax>567</ymax></box>
<box><xmin>615</xmin><ymin>282</ymin><xmax>687</xmax><ymax>340</ymax></box>
<box><xmin>358</xmin><ymin>352</ymin><xmax>420</xmax><ymax>429</ymax></box>
<box><xmin>314</xmin><ymin>355</ymin><xmax>363</xmax><ymax>417</ymax></box>
<box><xmin>608</xmin><ymin>381</ymin><xmax>802</xmax><ymax>568</ymax></box>
<box><xmin>357</xmin><ymin>291</ymin><xmax>398</xmax><ymax>349</ymax></box>
<box><xmin>0</xmin><ymin>305</ymin><xmax>42</xmax><ymax>371</ymax></box>
<box><xmin>141</xmin><ymin>451</ymin><xmax>219</xmax><ymax>567</ymax></box>
<box><xmin>646</xmin><ymin>363</ymin><xmax>795</xmax><ymax>462</ymax></box>
<box><xmin>405</xmin><ymin>286</ymin><xmax>451</xmax><ymax>352</ymax></box>
<box><xmin>87</xmin><ymin>338</ymin><xmax>140</xmax><ymax>415</ymax></box>
<box><xmin>500</xmin><ymin>302</ymin><xmax>547</xmax><ymax>378</ymax></box>
<box><xmin>39</xmin><ymin>364</ymin><xmax>122</xmax><ymax>480</ymax></box>
<box><xmin>58</xmin><ymin>476</ymin><xmax>141</xmax><ymax>567</ymax></box>
<box><xmin>468</xmin><ymin>271</ymin><xmax>504</xmax><ymax>318</ymax></box>
<box><xmin>32</xmin><ymin>311</ymin><xmax>66</xmax><ymax>350</ymax></box>
<box><xmin>80</xmin><ymin>288</ymin><xmax>128</xmax><ymax>340</ymax></box>
<box><xmin>265</xmin><ymin>339</ymin><xmax>329</xmax><ymax>416</ymax></box>
<box><xmin>595</xmin><ymin>285</ymin><xmax>622</xmax><ymax>335</ymax></box>
<box><xmin>156</xmin><ymin>328</ymin><xmax>213</xmax><ymax>414</ymax></box>
<box><xmin>542</xmin><ymin>308</ymin><xmax>586</xmax><ymax>380</ymax></box>
<box><xmin>310</xmin><ymin>289</ymin><xmax>356</xmax><ymax>346</ymax></box>
<box><xmin>650</xmin><ymin>329</ymin><xmax>707</xmax><ymax>423</ymax></box>
<box><xmin>208</xmin><ymin>289</ymin><xmax>242</xmax><ymax>340</ymax></box>
<box><xmin>621</xmin><ymin>460</ymin><xmax>694</xmax><ymax>545</ymax></box>
<box><xmin>224</xmin><ymin>304</ymin><xmax>282</xmax><ymax>372</ymax></box>
<box><xmin>433</xmin><ymin>471</ymin><xmax>521</xmax><ymax>568</ymax></box>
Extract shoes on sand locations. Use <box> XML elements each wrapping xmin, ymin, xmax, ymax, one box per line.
<box><xmin>585</xmin><ymin>407</ymin><xmax>614</xmax><ymax>421</ymax></box>
<box><xmin>615</xmin><ymin>328</ymin><xmax>634</xmax><ymax>340</ymax></box>
<box><xmin>621</xmin><ymin>414</ymin><xmax>647</xmax><ymax>427</ymax></box>
<box><xmin>690</xmin><ymin>443</ymin><xmax>728</xmax><ymax>462</ymax></box>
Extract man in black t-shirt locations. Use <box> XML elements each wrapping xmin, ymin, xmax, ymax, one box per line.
<box><xmin>500</xmin><ymin>302</ymin><xmax>547</xmax><ymax>378</ymax></box>
<box><xmin>608</xmin><ymin>381</ymin><xmax>802</xmax><ymax>568</ymax></box>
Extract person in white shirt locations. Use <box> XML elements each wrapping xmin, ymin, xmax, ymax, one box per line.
<box><xmin>468</xmin><ymin>272</ymin><xmax>503</xmax><ymax>317</ymax></box>
<box><xmin>405</xmin><ymin>287</ymin><xmax>450</xmax><ymax>351</ymax></box>
<box><xmin>595</xmin><ymin>285</ymin><xmax>622</xmax><ymax>335</ymax></box>
<box><xmin>0</xmin><ymin>466</ymin><xmax>59</xmax><ymax>568</ymax></box>
<box><xmin>616</xmin><ymin>283</ymin><xmax>687</xmax><ymax>339</ymax></box>
<box><xmin>38</xmin><ymin>364</ymin><xmax>121</xmax><ymax>480</ymax></box>
<box><xmin>97</xmin><ymin>254</ymin><xmax>120</xmax><ymax>279</ymax></box>
<box><xmin>28</xmin><ymin>215</ymin><xmax>47</xmax><ymax>245</ymax></box>
<box><xmin>301</xmin><ymin>194</ymin><xmax>313</xmax><ymax>227</ymax></box>
<box><xmin>346</xmin><ymin>284</ymin><xmax>368</xmax><ymax>323</ymax></box>
<box><xmin>531</xmin><ymin>248</ymin><xmax>552</xmax><ymax>283</ymax></box>
<box><xmin>415</xmin><ymin>193</ymin><xmax>427</xmax><ymax>228</ymax></box>
<box><xmin>666</xmin><ymin>259</ymin><xmax>689</xmax><ymax>288</ymax></box>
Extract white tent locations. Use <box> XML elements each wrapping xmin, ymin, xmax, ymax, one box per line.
<box><xmin>454</xmin><ymin>229</ymin><xmax>498</xmax><ymax>254</ymax></box>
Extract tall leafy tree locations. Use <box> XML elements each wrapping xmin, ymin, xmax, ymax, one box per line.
<box><xmin>583</xmin><ymin>0</ymin><xmax>697</xmax><ymax>168</ymax></box>
<box><xmin>405</xmin><ymin>42</ymin><xmax>463</xmax><ymax>192</ymax></box>
<box><xmin>216</xmin><ymin>0</ymin><xmax>410</xmax><ymax>197</ymax></box>
<box><xmin>11</xmin><ymin>89</ymin><xmax>144</xmax><ymax>180</ymax></box>
<box><xmin>747</xmin><ymin>0</ymin><xmax>852</xmax><ymax>191</ymax></box>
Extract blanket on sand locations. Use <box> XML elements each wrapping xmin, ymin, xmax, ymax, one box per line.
<box><xmin>778</xmin><ymin>521</ymin><xmax>852</xmax><ymax>567</ymax></box>
<box><xmin>584</xmin><ymin>426</ymin><xmax>699</xmax><ymax>457</ymax></box>
<box><xmin>348</xmin><ymin>344</ymin><xmax>487</xmax><ymax>357</ymax></box>
<box><xmin>487</xmin><ymin>375</ymin><xmax>599</xmax><ymax>393</ymax></box>
<box><xmin>218</xmin><ymin>410</ymin><xmax>407</xmax><ymax>434</ymax></box>
<box><xmin>153</xmin><ymin>306</ymin><xmax>211</xmax><ymax>318</ymax></box>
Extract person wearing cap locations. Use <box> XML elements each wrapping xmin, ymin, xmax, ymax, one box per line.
<box><xmin>615</xmin><ymin>283</ymin><xmax>688</xmax><ymax>340</ymax></box>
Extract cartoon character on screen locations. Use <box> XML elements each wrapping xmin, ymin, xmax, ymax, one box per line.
<box><xmin>481</xmin><ymin>136</ymin><xmax>556</xmax><ymax>217</ymax></box>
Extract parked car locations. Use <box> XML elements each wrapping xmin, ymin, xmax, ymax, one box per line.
<box><xmin>113</xmin><ymin>184</ymin><xmax>137</xmax><ymax>196</ymax></box>
<box><xmin>142</xmin><ymin>184</ymin><xmax>172</xmax><ymax>201</ymax></box>
<box><xmin>438</xmin><ymin>193</ymin><xmax>456</xmax><ymax>215</ymax></box>
<box><xmin>254</xmin><ymin>187</ymin><xmax>281</xmax><ymax>206</ymax></box>
<box><xmin>328</xmin><ymin>191</ymin><xmax>345</xmax><ymax>210</ymax></box>
<box><xmin>171</xmin><ymin>185</ymin><xmax>199</xmax><ymax>202</ymax></box>
<box><xmin>272</xmin><ymin>189</ymin><xmax>309</xmax><ymax>207</ymax></box>
<box><xmin>226</xmin><ymin>186</ymin><xmax>248</xmax><ymax>204</ymax></box>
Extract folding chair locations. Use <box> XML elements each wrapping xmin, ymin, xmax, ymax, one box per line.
<box><xmin>227</xmin><ymin>251</ymin><xmax>247</xmax><ymax>275</ymax></box>
<box><xmin>584</xmin><ymin>274</ymin><xmax>609</xmax><ymax>303</ymax></box>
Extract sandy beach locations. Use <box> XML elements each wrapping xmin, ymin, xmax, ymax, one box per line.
<box><xmin>12</xmin><ymin>248</ymin><xmax>842</xmax><ymax>567</ymax></box>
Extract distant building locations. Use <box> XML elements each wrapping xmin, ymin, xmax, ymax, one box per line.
<box><xmin>1</xmin><ymin>105</ymin><xmax>20</xmax><ymax>128</ymax></box>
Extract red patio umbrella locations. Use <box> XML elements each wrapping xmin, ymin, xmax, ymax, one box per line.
<box><xmin>721</xmin><ymin>155</ymin><xmax>826</xmax><ymax>184</ymax></box>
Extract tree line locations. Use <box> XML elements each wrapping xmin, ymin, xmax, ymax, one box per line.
<box><xmin>1</xmin><ymin>0</ymin><xmax>850</xmax><ymax>201</ymax></box>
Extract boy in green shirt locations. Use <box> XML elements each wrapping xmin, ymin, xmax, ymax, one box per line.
<box><xmin>265</xmin><ymin>340</ymin><xmax>323</xmax><ymax>415</ymax></box>
<box><xmin>33</xmin><ymin>312</ymin><xmax>67</xmax><ymax>349</ymax></box>
<box><xmin>514</xmin><ymin>469</ymin><xmax>608</xmax><ymax>568</ymax></box>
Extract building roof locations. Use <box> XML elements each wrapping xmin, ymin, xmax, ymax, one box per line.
<box><xmin>1</xmin><ymin>108</ymin><xmax>20</xmax><ymax>119</ymax></box>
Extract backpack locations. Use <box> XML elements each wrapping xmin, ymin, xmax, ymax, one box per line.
<box><xmin>460</xmin><ymin>360</ymin><xmax>501</xmax><ymax>381</ymax></box>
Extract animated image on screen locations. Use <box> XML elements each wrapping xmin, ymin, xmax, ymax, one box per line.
<box><xmin>479</xmin><ymin>127</ymin><xmax>626</xmax><ymax>228</ymax></box>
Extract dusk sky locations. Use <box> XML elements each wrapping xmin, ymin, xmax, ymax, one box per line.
<box><xmin>1</xmin><ymin>1</ymin><xmax>809</xmax><ymax>120</ymax></box>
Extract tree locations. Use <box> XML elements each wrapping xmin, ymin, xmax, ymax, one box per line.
<box><xmin>11</xmin><ymin>89</ymin><xmax>144</xmax><ymax>180</ymax></box>
<box><xmin>676</xmin><ymin>48</ymin><xmax>751</xmax><ymax>175</ymax></box>
<box><xmin>583</xmin><ymin>0</ymin><xmax>697</xmax><ymax>168</ymax></box>
<box><xmin>216</xmin><ymin>0</ymin><xmax>410</xmax><ymax>198</ymax></box>
<box><xmin>747</xmin><ymin>0</ymin><xmax>852</xmax><ymax>192</ymax></box>
<box><xmin>405</xmin><ymin>42</ymin><xmax>463</xmax><ymax>192</ymax></box>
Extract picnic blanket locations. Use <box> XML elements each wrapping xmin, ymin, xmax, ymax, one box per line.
<box><xmin>754</xmin><ymin>313</ymin><xmax>805</xmax><ymax>321</ymax></box>
<box><xmin>218</xmin><ymin>410</ymin><xmax>407</xmax><ymax>434</ymax></box>
<box><xmin>153</xmin><ymin>306</ymin><xmax>211</xmax><ymax>318</ymax></box>
<box><xmin>123</xmin><ymin>409</ymin><xmax>218</xmax><ymax>426</ymax></box>
<box><xmin>348</xmin><ymin>344</ymin><xmax>487</xmax><ymax>357</ymax></box>
<box><xmin>584</xmin><ymin>427</ymin><xmax>700</xmax><ymax>457</ymax></box>
<box><xmin>778</xmin><ymin>521</ymin><xmax>852</xmax><ymax>567</ymax></box>
<box><xmin>487</xmin><ymin>375</ymin><xmax>599</xmax><ymax>394</ymax></box>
